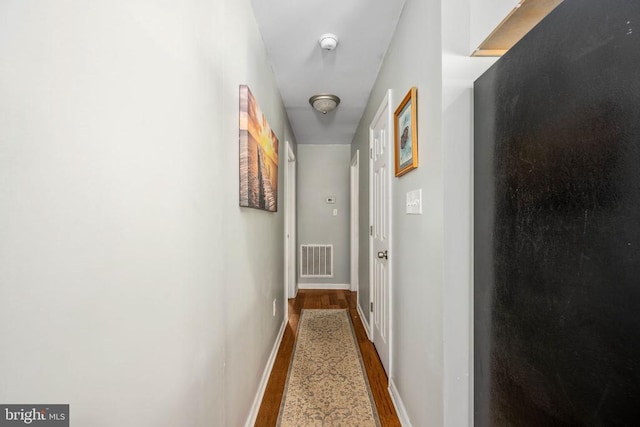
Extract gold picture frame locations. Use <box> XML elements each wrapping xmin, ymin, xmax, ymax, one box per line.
<box><xmin>394</xmin><ymin>87</ymin><xmax>418</xmax><ymax>177</ymax></box>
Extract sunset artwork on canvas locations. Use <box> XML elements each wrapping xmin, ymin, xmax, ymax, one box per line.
<box><xmin>239</xmin><ymin>85</ymin><xmax>278</xmax><ymax>212</ymax></box>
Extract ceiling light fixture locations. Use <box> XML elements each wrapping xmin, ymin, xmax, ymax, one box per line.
<box><xmin>319</xmin><ymin>33</ymin><xmax>339</xmax><ymax>50</ymax></box>
<box><xmin>309</xmin><ymin>94</ymin><xmax>341</xmax><ymax>114</ymax></box>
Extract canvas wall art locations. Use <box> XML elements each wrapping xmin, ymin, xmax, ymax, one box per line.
<box><xmin>239</xmin><ymin>85</ymin><xmax>279</xmax><ymax>212</ymax></box>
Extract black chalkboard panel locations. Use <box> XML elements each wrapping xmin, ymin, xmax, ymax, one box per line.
<box><xmin>474</xmin><ymin>0</ymin><xmax>640</xmax><ymax>425</ymax></box>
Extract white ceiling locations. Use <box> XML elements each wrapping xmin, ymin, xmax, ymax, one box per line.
<box><xmin>251</xmin><ymin>0</ymin><xmax>407</xmax><ymax>145</ymax></box>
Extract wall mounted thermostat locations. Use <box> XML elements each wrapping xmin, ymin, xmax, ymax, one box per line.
<box><xmin>325</xmin><ymin>197</ymin><xmax>336</xmax><ymax>204</ymax></box>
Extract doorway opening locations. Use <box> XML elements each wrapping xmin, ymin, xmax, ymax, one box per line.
<box><xmin>350</xmin><ymin>150</ymin><xmax>360</xmax><ymax>293</ymax></box>
<box><xmin>284</xmin><ymin>141</ymin><xmax>297</xmax><ymax>312</ymax></box>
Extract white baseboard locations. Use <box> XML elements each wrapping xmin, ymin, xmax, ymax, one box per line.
<box><xmin>357</xmin><ymin>302</ymin><xmax>372</xmax><ymax>340</ymax></box>
<box><xmin>298</xmin><ymin>283</ymin><xmax>350</xmax><ymax>290</ymax></box>
<box><xmin>245</xmin><ymin>319</ymin><xmax>287</xmax><ymax>427</ymax></box>
<box><xmin>389</xmin><ymin>379</ymin><xmax>413</xmax><ymax>427</ymax></box>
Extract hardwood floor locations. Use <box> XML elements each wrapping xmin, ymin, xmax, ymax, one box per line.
<box><xmin>254</xmin><ymin>289</ymin><xmax>400</xmax><ymax>426</ymax></box>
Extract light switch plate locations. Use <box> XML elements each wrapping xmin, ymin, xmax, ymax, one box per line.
<box><xmin>406</xmin><ymin>189</ymin><xmax>422</xmax><ymax>214</ymax></box>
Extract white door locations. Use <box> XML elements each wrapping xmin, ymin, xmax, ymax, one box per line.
<box><xmin>350</xmin><ymin>150</ymin><xmax>359</xmax><ymax>292</ymax></box>
<box><xmin>285</xmin><ymin>141</ymin><xmax>297</xmax><ymax>300</ymax></box>
<box><xmin>370</xmin><ymin>91</ymin><xmax>392</xmax><ymax>375</ymax></box>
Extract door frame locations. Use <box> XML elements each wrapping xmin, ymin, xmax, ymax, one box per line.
<box><xmin>369</xmin><ymin>89</ymin><xmax>393</xmax><ymax>375</ymax></box>
<box><xmin>284</xmin><ymin>141</ymin><xmax>297</xmax><ymax>311</ymax></box>
<box><xmin>350</xmin><ymin>150</ymin><xmax>360</xmax><ymax>292</ymax></box>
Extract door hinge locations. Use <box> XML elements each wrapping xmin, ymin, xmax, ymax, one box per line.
<box><xmin>370</xmin><ymin>302</ymin><xmax>373</xmax><ymax>312</ymax></box>
<box><xmin>370</xmin><ymin>225</ymin><xmax>373</xmax><ymax>236</ymax></box>
<box><xmin>370</xmin><ymin>148</ymin><xmax>373</xmax><ymax>159</ymax></box>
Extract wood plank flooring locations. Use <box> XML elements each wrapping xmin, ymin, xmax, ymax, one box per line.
<box><xmin>254</xmin><ymin>289</ymin><xmax>400</xmax><ymax>426</ymax></box>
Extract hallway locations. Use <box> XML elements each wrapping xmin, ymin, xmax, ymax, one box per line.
<box><xmin>255</xmin><ymin>290</ymin><xmax>400</xmax><ymax>426</ymax></box>
<box><xmin>0</xmin><ymin>0</ymin><xmax>507</xmax><ymax>425</ymax></box>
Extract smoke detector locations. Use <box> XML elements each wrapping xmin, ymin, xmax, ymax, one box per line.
<box><xmin>319</xmin><ymin>33</ymin><xmax>339</xmax><ymax>50</ymax></box>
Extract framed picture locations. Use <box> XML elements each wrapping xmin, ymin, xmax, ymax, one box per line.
<box><xmin>394</xmin><ymin>87</ymin><xmax>418</xmax><ymax>177</ymax></box>
<box><xmin>239</xmin><ymin>85</ymin><xmax>279</xmax><ymax>212</ymax></box>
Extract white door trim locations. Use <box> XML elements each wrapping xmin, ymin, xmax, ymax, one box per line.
<box><xmin>368</xmin><ymin>128</ymin><xmax>374</xmax><ymax>339</ymax></box>
<box><xmin>350</xmin><ymin>150</ymin><xmax>360</xmax><ymax>293</ymax></box>
<box><xmin>369</xmin><ymin>89</ymin><xmax>393</xmax><ymax>377</ymax></box>
<box><xmin>284</xmin><ymin>141</ymin><xmax>297</xmax><ymax>310</ymax></box>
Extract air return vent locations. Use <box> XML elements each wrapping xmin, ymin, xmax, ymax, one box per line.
<box><xmin>300</xmin><ymin>244</ymin><xmax>333</xmax><ymax>278</ymax></box>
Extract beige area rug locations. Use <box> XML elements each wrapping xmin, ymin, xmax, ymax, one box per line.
<box><xmin>277</xmin><ymin>309</ymin><xmax>380</xmax><ymax>426</ymax></box>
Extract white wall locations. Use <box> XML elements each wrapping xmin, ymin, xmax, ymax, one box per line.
<box><xmin>0</xmin><ymin>1</ymin><xmax>294</xmax><ymax>426</ymax></box>
<box><xmin>352</xmin><ymin>0</ymin><xmax>502</xmax><ymax>425</ymax></box>
<box><xmin>442</xmin><ymin>0</ymin><xmax>498</xmax><ymax>425</ymax></box>
<box><xmin>353</xmin><ymin>0</ymin><xmax>444</xmax><ymax>424</ymax></box>
<box><xmin>297</xmin><ymin>145</ymin><xmax>351</xmax><ymax>286</ymax></box>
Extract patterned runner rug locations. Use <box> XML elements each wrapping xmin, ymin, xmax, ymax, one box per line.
<box><xmin>277</xmin><ymin>309</ymin><xmax>380</xmax><ymax>426</ymax></box>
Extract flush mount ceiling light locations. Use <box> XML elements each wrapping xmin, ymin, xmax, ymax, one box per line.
<box><xmin>309</xmin><ymin>94</ymin><xmax>341</xmax><ymax>114</ymax></box>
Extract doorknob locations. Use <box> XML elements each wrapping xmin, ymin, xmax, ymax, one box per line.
<box><xmin>377</xmin><ymin>250</ymin><xmax>388</xmax><ymax>259</ymax></box>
